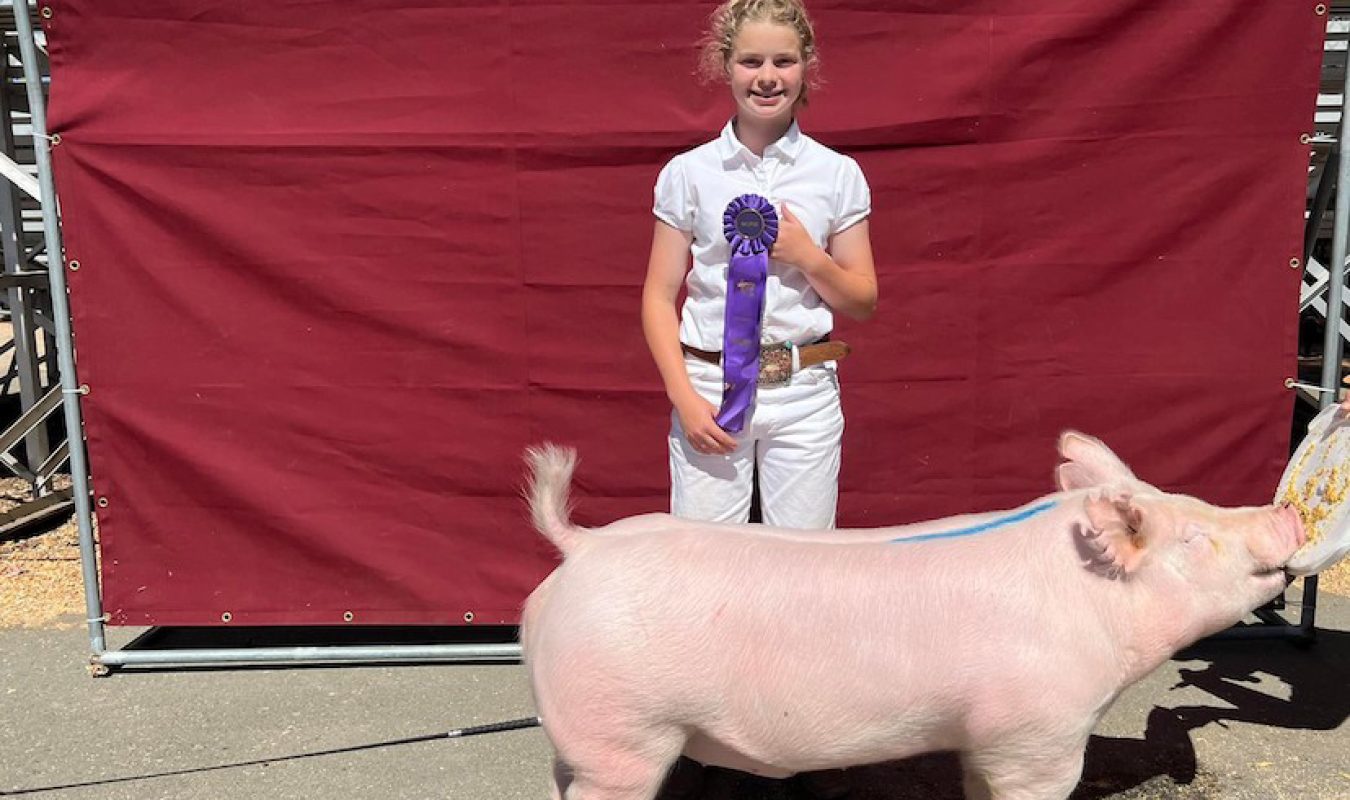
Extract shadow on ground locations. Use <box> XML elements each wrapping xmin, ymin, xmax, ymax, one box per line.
<box><xmin>658</xmin><ymin>630</ymin><xmax>1350</xmax><ymax>799</ymax></box>
<box><xmin>5</xmin><ymin>628</ymin><xmax>1342</xmax><ymax>798</ymax></box>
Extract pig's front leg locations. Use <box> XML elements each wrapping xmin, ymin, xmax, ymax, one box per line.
<box><xmin>962</xmin><ymin>740</ymin><xmax>1087</xmax><ymax>800</ymax></box>
<box><xmin>543</xmin><ymin>727</ymin><xmax>686</xmax><ymax>800</ymax></box>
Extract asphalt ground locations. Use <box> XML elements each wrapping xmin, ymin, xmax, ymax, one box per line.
<box><xmin>0</xmin><ymin>591</ymin><xmax>1347</xmax><ymax>800</ymax></box>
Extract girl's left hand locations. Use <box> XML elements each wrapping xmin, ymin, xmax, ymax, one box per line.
<box><xmin>770</xmin><ymin>201</ymin><xmax>824</xmax><ymax>273</ymax></box>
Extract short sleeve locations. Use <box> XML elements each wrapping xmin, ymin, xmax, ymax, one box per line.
<box><xmin>653</xmin><ymin>156</ymin><xmax>695</xmax><ymax>231</ymax></box>
<box><xmin>832</xmin><ymin>156</ymin><xmax>871</xmax><ymax>235</ymax></box>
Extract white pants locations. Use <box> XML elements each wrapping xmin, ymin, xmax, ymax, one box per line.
<box><xmin>669</xmin><ymin>354</ymin><xmax>844</xmax><ymax>529</ymax></box>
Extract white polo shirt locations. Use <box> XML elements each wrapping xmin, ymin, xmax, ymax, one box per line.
<box><xmin>653</xmin><ymin>119</ymin><xmax>871</xmax><ymax>352</ymax></box>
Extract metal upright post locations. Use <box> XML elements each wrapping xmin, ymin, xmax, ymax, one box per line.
<box><xmin>1321</xmin><ymin>33</ymin><xmax>1350</xmax><ymax>417</ymax></box>
<box><xmin>11</xmin><ymin>2</ymin><xmax>106</xmax><ymax>654</ymax></box>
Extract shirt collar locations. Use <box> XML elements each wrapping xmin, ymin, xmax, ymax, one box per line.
<box><xmin>716</xmin><ymin>118</ymin><xmax>803</xmax><ymax>166</ymax></box>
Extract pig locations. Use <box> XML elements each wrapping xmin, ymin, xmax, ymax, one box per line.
<box><xmin>519</xmin><ymin>432</ymin><xmax>1306</xmax><ymax>800</ymax></box>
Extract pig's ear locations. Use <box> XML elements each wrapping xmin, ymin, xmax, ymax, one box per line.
<box><xmin>1056</xmin><ymin>431</ymin><xmax>1138</xmax><ymax>491</ymax></box>
<box><xmin>1075</xmin><ymin>489</ymin><xmax>1148</xmax><ymax>578</ymax></box>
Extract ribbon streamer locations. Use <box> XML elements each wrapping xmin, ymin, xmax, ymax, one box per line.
<box><xmin>716</xmin><ymin>194</ymin><xmax>778</xmax><ymax>433</ymax></box>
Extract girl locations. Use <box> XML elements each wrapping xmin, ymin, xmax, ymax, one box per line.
<box><xmin>642</xmin><ymin>0</ymin><xmax>877</xmax><ymax>538</ymax></box>
<box><xmin>640</xmin><ymin>1</ymin><xmax>876</xmax><ymax>797</ymax></box>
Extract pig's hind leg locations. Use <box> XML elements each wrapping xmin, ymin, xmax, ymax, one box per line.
<box><xmin>549</xmin><ymin>757</ymin><xmax>573</xmax><ymax>800</ymax></box>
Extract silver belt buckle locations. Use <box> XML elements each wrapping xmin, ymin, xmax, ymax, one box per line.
<box><xmin>757</xmin><ymin>342</ymin><xmax>794</xmax><ymax>388</ymax></box>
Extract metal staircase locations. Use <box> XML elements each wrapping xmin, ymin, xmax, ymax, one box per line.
<box><xmin>0</xmin><ymin>0</ymin><xmax>72</xmax><ymax>534</ymax></box>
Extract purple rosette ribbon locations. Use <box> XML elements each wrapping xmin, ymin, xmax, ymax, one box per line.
<box><xmin>716</xmin><ymin>194</ymin><xmax>778</xmax><ymax>433</ymax></box>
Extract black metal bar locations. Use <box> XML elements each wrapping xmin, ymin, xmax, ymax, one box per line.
<box><xmin>1306</xmin><ymin>148</ymin><xmax>1337</xmax><ymax>264</ymax></box>
<box><xmin>1298</xmin><ymin>575</ymin><xmax>1319</xmax><ymax>637</ymax></box>
<box><xmin>0</xmin><ymin>270</ymin><xmax>50</xmax><ymax>290</ymax></box>
<box><xmin>0</xmin><ymin>382</ymin><xmax>61</xmax><ymax>454</ymax></box>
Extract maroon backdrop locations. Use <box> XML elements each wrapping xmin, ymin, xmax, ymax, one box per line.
<box><xmin>43</xmin><ymin>1</ymin><xmax>1323</xmax><ymax>626</ymax></box>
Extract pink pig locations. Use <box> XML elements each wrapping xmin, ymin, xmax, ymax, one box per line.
<box><xmin>520</xmin><ymin>432</ymin><xmax>1305</xmax><ymax>800</ymax></box>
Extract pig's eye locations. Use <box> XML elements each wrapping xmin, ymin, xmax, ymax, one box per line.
<box><xmin>1181</xmin><ymin>523</ymin><xmax>1210</xmax><ymax>546</ymax></box>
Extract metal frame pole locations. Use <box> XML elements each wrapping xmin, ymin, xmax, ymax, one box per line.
<box><xmin>95</xmin><ymin>643</ymin><xmax>522</xmax><ymax>669</ymax></box>
<box><xmin>11</xmin><ymin>3</ymin><xmax>106</xmax><ymax>654</ymax></box>
<box><xmin>1321</xmin><ymin>26</ymin><xmax>1350</xmax><ymax>413</ymax></box>
<box><xmin>4</xmin><ymin>1</ymin><xmax>1327</xmax><ymax>669</ymax></box>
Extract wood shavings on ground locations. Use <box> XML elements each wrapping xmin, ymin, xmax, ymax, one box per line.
<box><xmin>0</xmin><ymin>476</ymin><xmax>90</xmax><ymax>629</ymax></box>
<box><xmin>1323</xmin><ymin>558</ymin><xmax>1350</xmax><ymax>595</ymax></box>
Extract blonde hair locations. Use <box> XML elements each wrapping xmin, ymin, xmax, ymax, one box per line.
<box><xmin>698</xmin><ymin>0</ymin><xmax>821</xmax><ymax>106</ymax></box>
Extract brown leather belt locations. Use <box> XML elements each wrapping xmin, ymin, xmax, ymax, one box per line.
<box><xmin>681</xmin><ymin>339</ymin><xmax>851</xmax><ymax>387</ymax></box>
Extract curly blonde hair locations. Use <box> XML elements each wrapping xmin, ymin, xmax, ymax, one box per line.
<box><xmin>698</xmin><ymin>0</ymin><xmax>821</xmax><ymax>106</ymax></box>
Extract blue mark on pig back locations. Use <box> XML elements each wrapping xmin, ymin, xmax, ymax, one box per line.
<box><xmin>889</xmin><ymin>500</ymin><xmax>1058</xmax><ymax>544</ymax></box>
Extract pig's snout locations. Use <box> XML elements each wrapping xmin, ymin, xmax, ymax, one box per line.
<box><xmin>1275</xmin><ymin>504</ymin><xmax>1307</xmax><ymax>551</ymax></box>
<box><xmin>1238</xmin><ymin>505</ymin><xmax>1306</xmax><ymax>580</ymax></box>
<box><xmin>1264</xmin><ymin>505</ymin><xmax>1308</xmax><ymax>574</ymax></box>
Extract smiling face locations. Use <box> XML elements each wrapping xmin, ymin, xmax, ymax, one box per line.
<box><xmin>726</xmin><ymin>20</ymin><xmax>805</xmax><ymax>126</ymax></box>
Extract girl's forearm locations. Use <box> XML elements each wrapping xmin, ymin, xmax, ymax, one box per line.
<box><xmin>797</xmin><ymin>250</ymin><xmax>878</xmax><ymax>321</ymax></box>
<box><xmin>641</xmin><ymin>288</ymin><xmax>699</xmax><ymax>406</ymax></box>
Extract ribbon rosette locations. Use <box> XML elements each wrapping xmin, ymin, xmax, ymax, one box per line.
<box><xmin>715</xmin><ymin>194</ymin><xmax>778</xmax><ymax>433</ymax></box>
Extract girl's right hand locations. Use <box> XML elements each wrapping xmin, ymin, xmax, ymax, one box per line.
<box><xmin>675</xmin><ymin>394</ymin><xmax>738</xmax><ymax>455</ymax></box>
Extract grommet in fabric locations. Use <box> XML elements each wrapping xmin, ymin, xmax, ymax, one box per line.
<box><xmin>68</xmin><ymin>259</ymin><xmax>80</xmax><ymax>271</ymax></box>
<box><xmin>343</xmin><ymin>611</ymin><xmax>354</xmax><ymax>622</ymax></box>
<box><xmin>49</xmin><ymin>133</ymin><xmax>60</xmax><ymax>146</ymax></box>
<box><xmin>1300</xmin><ymin>133</ymin><xmax>1312</xmax><ymax>145</ymax></box>
<box><xmin>1290</xmin><ymin>257</ymin><xmax>1302</xmax><ymax>269</ymax></box>
<box><xmin>463</xmin><ymin>611</ymin><xmax>475</xmax><ymax>623</ymax></box>
<box><xmin>39</xmin><ymin>6</ymin><xmax>52</xmax><ymax>19</ymax></box>
<box><xmin>1316</xmin><ymin>3</ymin><xmax>1328</xmax><ymax>14</ymax></box>
<box><xmin>1285</xmin><ymin>378</ymin><xmax>1297</xmax><ymax>390</ymax></box>
<box><xmin>78</xmin><ymin>384</ymin><xmax>89</xmax><ymax>395</ymax></box>
<box><xmin>221</xmin><ymin>611</ymin><xmax>233</xmax><ymax>623</ymax></box>
<box><xmin>96</xmin><ymin>496</ymin><xmax>108</xmax><ymax>508</ymax></box>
